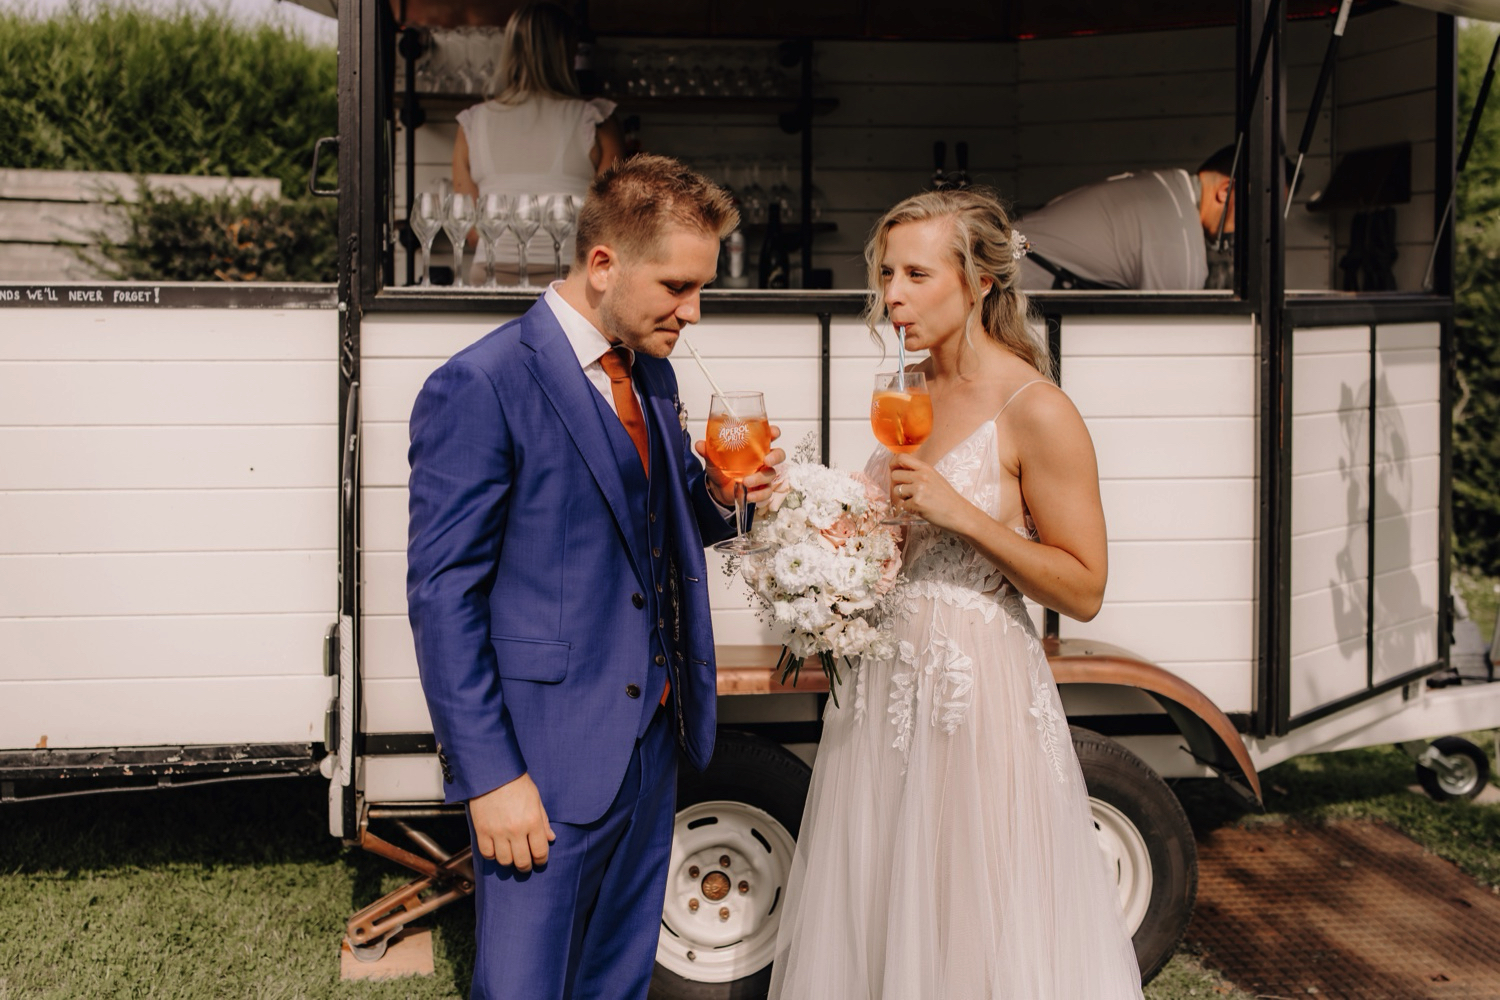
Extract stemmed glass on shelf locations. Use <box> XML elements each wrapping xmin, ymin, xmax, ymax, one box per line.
<box><xmin>509</xmin><ymin>194</ymin><xmax>543</xmax><ymax>288</ymax></box>
<box><xmin>870</xmin><ymin>370</ymin><xmax>933</xmax><ymax>525</ymax></box>
<box><xmin>541</xmin><ymin>194</ymin><xmax>578</xmax><ymax>281</ymax></box>
<box><xmin>444</xmin><ymin>193</ymin><xmax>477</xmax><ymax>288</ymax></box>
<box><xmin>476</xmin><ymin>194</ymin><xmax>511</xmax><ymax>288</ymax></box>
<box><xmin>410</xmin><ymin>191</ymin><xmax>444</xmax><ymax>286</ymax></box>
<box><xmin>706</xmin><ymin>391</ymin><xmax>773</xmax><ymax>555</ymax></box>
<box><xmin>739</xmin><ymin>163</ymin><xmax>768</xmax><ymax>227</ymax></box>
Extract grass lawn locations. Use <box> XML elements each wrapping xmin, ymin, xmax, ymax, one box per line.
<box><xmin>2</xmin><ymin>734</ymin><xmax>1498</xmax><ymax>1000</ymax></box>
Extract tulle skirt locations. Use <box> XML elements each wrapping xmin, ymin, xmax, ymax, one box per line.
<box><xmin>768</xmin><ymin>587</ymin><xmax>1144</xmax><ymax>1000</ymax></box>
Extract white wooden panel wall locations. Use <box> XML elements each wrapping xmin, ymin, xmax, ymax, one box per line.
<box><xmin>391</xmin><ymin>26</ymin><xmax>1351</xmax><ymax>291</ymax></box>
<box><xmin>361</xmin><ymin>313</ymin><xmax>1044</xmax><ymax>738</ymax></box>
<box><xmin>1289</xmin><ymin>326</ymin><xmax>1371</xmax><ymax>717</ymax></box>
<box><xmin>1372</xmin><ymin>322</ymin><xmax>1441</xmax><ymax>682</ymax></box>
<box><xmin>1055</xmin><ymin>317</ymin><xmax>1258</xmax><ymax>712</ymax></box>
<box><xmin>1330</xmin><ymin>6</ymin><xmax>1439</xmax><ymax>292</ymax></box>
<box><xmin>0</xmin><ymin>308</ymin><xmax>338</xmax><ymax>749</ymax></box>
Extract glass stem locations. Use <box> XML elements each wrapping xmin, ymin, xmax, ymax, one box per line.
<box><xmin>518</xmin><ymin>243</ymin><xmax>529</xmax><ymax>287</ymax></box>
<box><xmin>554</xmin><ymin>241</ymin><xmax>563</xmax><ymax>281</ymax></box>
<box><xmin>484</xmin><ymin>239</ymin><xmax>497</xmax><ymax>288</ymax></box>
<box><xmin>734</xmin><ymin>480</ymin><xmax>747</xmax><ymax>538</ymax></box>
<box><xmin>420</xmin><ymin>242</ymin><xmax>433</xmax><ymax>286</ymax></box>
<box><xmin>452</xmin><ymin>242</ymin><xmax>465</xmax><ymax>287</ymax></box>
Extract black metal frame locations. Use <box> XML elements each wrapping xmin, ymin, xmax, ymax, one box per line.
<box><xmin>1248</xmin><ymin>0</ymin><xmax>1291</xmax><ymax>739</ymax></box>
<box><xmin>0</xmin><ymin>284</ymin><xmax>335</xmax><ymax>308</ymax></box>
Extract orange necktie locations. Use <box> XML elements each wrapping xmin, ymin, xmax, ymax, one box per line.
<box><xmin>598</xmin><ymin>347</ymin><xmax>668</xmax><ymax>705</ymax></box>
<box><xmin>598</xmin><ymin>347</ymin><xmax>649</xmax><ymax>478</ymax></box>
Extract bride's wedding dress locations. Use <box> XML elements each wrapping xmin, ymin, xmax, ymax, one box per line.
<box><xmin>768</xmin><ymin>390</ymin><xmax>1145</xmax><ymax>999</ymax></box>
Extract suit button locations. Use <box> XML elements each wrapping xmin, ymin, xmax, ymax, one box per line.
<box><xmin>632</xmin><ymin>592</ymin><xmax>645</xmax><ymax>609</ymax></box>
<box><xmin>658</xmin><ymin>618</ymin><xmax>665</xmax><ymax>628</ymax></box>
<box><xmin>655</xmin><ymin>583</ymin><xmax>664</xmax><ymax>593</ymax></box>
<box><xmin>653</xmin><ymin>547</ymin><xmax>662</xmax><ymax>558</ymax></box>
<box><xmin>655</xmin><ymin>654</ymin><xmax>666</xmax><ymax>665</ymax></box>
<box><xmin>626</xmin><ymin>684</ymin><xmax>641</xmax><ymax>699</ymax></box>
<box><xmin>649</xmin><ymin>512</ymin><xmax>657</xmax><ymax>523</ymax></box>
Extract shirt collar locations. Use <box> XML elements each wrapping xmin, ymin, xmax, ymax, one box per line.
<box><xmin>543</xmin><ymin>281</ymin><xmax>633</xmax><ymax>370</ymax></box>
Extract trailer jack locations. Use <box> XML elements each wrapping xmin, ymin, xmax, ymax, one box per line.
<box><xmin>345</xmin><ymin>819</ymin><xmax>475</xmax><ymax>962</ymax></box>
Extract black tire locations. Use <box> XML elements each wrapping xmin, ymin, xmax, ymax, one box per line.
<box><xmin>1072</xmin><ymin>726</ymin><xmax>1197</xmax><ymax>987</ymax></box>
<box><xmin>650</xmin><ymin>729</ymin><xmax>812</xmax><ymax>1000</ymax></box>
<box><xmin>1416</xmin><ymin>735</ymin><xmax>1491</xmax><ymax>802</ymax></box>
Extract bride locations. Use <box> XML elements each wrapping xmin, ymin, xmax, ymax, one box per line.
<box><xmin>768</xmin><ymin>188</ymin><xmax>1144</xmax><ymax>999</ymax></box>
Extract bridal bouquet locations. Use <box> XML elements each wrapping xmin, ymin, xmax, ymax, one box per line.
<box><xmin>737</xmin><ymin>444</ymin><xmax>903</xmax><ymax>704</ymax></box>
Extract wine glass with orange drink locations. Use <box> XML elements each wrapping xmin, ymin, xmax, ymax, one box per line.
<box><xmin>705</xmin><ymin>390</ymin><xmax>774</xmax><ymax>554</ymax></box>
<box><xmin>871</xmin><ymin>371</ymin><xmax>933</xmax><ymax>524</ymax></box>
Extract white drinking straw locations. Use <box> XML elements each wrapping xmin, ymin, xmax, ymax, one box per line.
<box><xmin>680</xmin><ymin>332</ymin><xmax>738</xmax><ymax>419</ymax></box>
<box><xmin>896</xmin><ymin>323</ymin><xmax>906</xmax><ymax>379</ymax></box>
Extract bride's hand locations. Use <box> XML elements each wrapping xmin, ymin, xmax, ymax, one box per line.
<box><xmin>888</xmin><ymin>454</ymin><xmax>977</xmax><ymax>533</ymax></box>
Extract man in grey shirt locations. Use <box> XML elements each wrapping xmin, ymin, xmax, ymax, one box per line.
<box><xmin>1017</xmin><ymin>147</ymin><xmax>1235</xmax><ymax>291</ymax></box>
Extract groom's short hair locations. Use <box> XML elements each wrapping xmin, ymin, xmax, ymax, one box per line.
<box><xmin>575</xmin><ymin>154</ymin><xmax>739</xmax><ymax>266</ymax></box>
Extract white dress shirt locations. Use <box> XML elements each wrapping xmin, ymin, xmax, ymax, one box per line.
<box><xmin>544</xmin><ymin>281</ymin><xmax>638</xmax><ymax>416</ymax></box>
<box><xmin>542</xmin><ymin>282</ymin><xmax>734</xmax><ymax>517</ymax></box>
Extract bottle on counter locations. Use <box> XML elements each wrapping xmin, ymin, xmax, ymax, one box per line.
<box><xmin>722</xmin><ymin>228</ymin><xmax>751</xmax><ymax>289</ymax></box>
<box><xmin>574</xmin><ymin>34</ymin><xmax>602</xmax><ymax>97</ymax></box>
<box><xmin>758</xmin><ymin>204</ymin><xmax>789</xmax><ymax>290</ymax></box>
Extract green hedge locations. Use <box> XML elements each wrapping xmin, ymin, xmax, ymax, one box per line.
<box><xmin>0</xmin><ymin>4</ymin><xmax>336</xmax><ymax>192</ymax></box>
<box><xmin>1454</xmin><ymin>23</ymin><xmax>1500</xmax><ymax>574</ymax></box>
<box><xmin>84</xmin><ymin>185</ymin><xmax>338</xmax><ymax>283</ymax></box>
<box><xmin>1</xmin><ymin>3</ymin><xmax>338</xmax><ymax>281</ymax></box>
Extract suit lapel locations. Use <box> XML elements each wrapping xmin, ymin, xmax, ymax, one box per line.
<box><xmin>520</xmin><ymin>302</ymin><xmax>647</xmax><ymax>586</ymax></box>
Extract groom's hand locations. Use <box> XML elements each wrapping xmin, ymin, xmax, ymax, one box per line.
<box><xmin>469</xmin><ymin>772</ymin><xmax>556</xmax><ymax>873</ymax></box>
<box><xmin>695</xmin><ymin>424</ymin><xmax>784</xmax><ymax>507</ymax></box>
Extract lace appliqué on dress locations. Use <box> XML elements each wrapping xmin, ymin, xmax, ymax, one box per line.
<box><xmin>929</xmin><ymin>634</ymin><xmax>974</xmax><ymax>735</ymax></box>
<box><xmin>887</xmin><ymin>640</ymin><xmax>918</xmax><ymax>758</ymax></box>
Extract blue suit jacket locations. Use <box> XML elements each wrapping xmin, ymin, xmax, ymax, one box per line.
<box><xmin>406</xmin><ymin>299</ymin><xmax>733</xmax><ymax>825</ymax></box>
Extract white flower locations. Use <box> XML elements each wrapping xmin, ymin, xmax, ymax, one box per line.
<box><xmin>773</xmin><ymin>542</ymin><xmax>820</xmax><ymax>592</ymax></box>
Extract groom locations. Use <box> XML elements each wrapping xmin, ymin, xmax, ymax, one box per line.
<box><xmin>406</xmin><ymin>155</ymin><xmax>782</xmax><ymax>1000</ymax></box>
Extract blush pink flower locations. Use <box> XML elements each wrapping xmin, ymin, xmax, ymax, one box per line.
<box><xmin>767</xmin><ymin>477</ymin><xmax>793</xmax><ymax>512</ymax></box>
<box><xmin>820</xmin><ymin>514</ymin><xmax>857</xmax><ymax>548</ymax></box>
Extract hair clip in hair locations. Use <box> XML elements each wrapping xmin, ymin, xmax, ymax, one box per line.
<box><xmin>1011</xmin><ymin>231</ymin><xmax>1031</xmax><ymax>259</ymax></box>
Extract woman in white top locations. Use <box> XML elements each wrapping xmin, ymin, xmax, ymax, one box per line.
<box><xmin>453</xmin><ymin>1</ymin><xmax>622</xmax><ymax>280</ymax></box>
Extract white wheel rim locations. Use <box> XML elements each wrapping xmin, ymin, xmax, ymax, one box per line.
<box><xmin>1090</xmin><ymin>796</ymin><xmax>1152</xmax><ymax>937</ymax></box>
<box><xmin>656</xmin><ymin>800</ymin><xmax>796</xmax><ymax>984</ymax></box>
<box><xmin>1437</xmin><ymin>754</ymin><xmax>1481</xmax><ymax>796</ymax></box>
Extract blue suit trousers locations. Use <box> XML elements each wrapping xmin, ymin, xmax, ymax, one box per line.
<box><xmin>467</xmin><ymin>703</ymin><xmax>677</xmax><ymax>1000</ymax></box>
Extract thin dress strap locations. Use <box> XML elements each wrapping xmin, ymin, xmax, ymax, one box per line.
<box><xmin>995</xmin><ymin>378</ymin><xmax>1051</xmax><ymax>419</ymax></box>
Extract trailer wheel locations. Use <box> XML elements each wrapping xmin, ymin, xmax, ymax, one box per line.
<box><xmin>1073</xmin><ymin>727</ymin><xmax>1197</xmax><ymax>986</ymax></box>
<box><xmin>651</xmin><ymin>730</ymin><xmax>811</xmax><ymax>1000</ymax></box>
<box><xmin>1416</xmin><ymin>736</ymin><xmax>1490</xmax><ymax>802</ymax></box>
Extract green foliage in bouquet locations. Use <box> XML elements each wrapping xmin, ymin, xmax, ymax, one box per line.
<box><xmin>1454</xmin><ymin>24</ymin><xmax>1500</xmax><ymax>574</ymax></box>
<box><xmin>84</xmin><ymin>185</ymin><xmax>338</xmax><ymax>283</ymax></box>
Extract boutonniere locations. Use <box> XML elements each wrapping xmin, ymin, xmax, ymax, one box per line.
<box><xmin>674</xmin><ymin>396</ymin><xmax>689</xmax><ymax>431</ymax></box>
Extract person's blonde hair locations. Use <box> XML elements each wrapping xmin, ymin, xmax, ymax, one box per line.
<box><xmin>575</xmin><ymin>154</ymin><xmax>739</xmax><ymax>265</ymax></box>
<box><xmin>864</xmin><ymin>187</ymin><xmax>1053</xmax><ymax>380</ymax></box>
<box><xmin>487</xmin><ymin>2</ymin><xmax>580</xmax><ymax>104</ymax></box>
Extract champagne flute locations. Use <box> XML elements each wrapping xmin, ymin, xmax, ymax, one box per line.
<box><xmin>410</xmin><ymin>191</ymin><xmax>444</xmax><ymax>287</ymax></box>
<box><xmin>871</xmin><ymin>371</ymin><xmax>933</xmax><ymax>525</ymax></box>
<box><xmin>444</xmin><ymin>192</ymin><xmax>477</xmax><ymax>287</ymax></box>
<box><xmin>476</xmin><ymin>193</ymin><xmax>511</xmax><ymax>288</ymax></box>
<box><xmin>740</xmin><ymin>162</ymin><xmax>767</xmax><ymax>227</ymax></box>
<box><xmin>540</xmin><ymin>193</ymin><xmax>578</xmax><ymax>280</ymax></box>
<box><xmin>706</xmin><ymin>391</ymin><xmax>773</xmax><ymax>555</ymax></box>
<box><xmin>510</xmin><ymin>194</ymin><xmax>542</xmax><ymax>288</ymax></box>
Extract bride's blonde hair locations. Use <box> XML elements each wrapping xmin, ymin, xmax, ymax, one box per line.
<box><xmin>864</xmin><ymin>187</ymin><xmax>1053</xmax><ymax>380</ymax></box>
